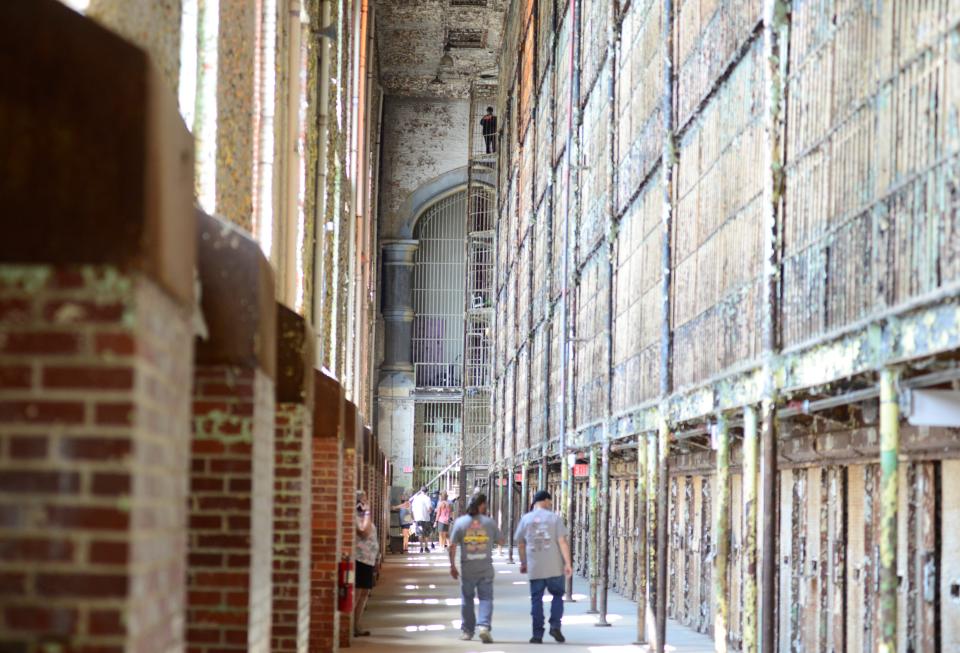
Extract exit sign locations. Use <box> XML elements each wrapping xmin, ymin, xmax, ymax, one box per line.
<box><xmin>573</xmin><ymin>463</ymin><xmax>588</xmax><ymax>477</ymax></box>
<box><xmin>402</xmin><ymin>466</ymin><xmax>413</xmax><ymax>473</ymax></box>
<box><xmin>515</xmin><ymin>473</ymin><xmax>522</xmax><ymax>482</ymax></box>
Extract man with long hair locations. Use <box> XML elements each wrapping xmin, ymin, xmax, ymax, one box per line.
<box><xmin>448</xmin><ymin>492</ymin><xmax>502</xmax><ymax>643</ymax></box>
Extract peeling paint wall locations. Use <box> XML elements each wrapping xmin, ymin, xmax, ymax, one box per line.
<box><xmin>378</xmin><ymin>97</ymin><xmax>469</xmax><ymax>238</ymax></box>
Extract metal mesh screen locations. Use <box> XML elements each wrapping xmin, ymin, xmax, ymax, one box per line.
<box><xmin>412</xmin><ymin>401</ymin><xmax>462</xmax><ymax>489</ymax></box>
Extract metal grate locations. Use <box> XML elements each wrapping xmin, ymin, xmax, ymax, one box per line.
<box><xmin>413</xmin><ymin>191</ymin><xmax>467</xmax><ymax>389</ymax></box>
<box><xmin>413</xmin><ymin>401</ymin><xmax>462</xmax><ymax>489</ymax></box>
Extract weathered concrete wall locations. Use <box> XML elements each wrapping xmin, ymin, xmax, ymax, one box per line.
<box><xmin>378</xmin><ymin>96</ymin><xmax>469</xmax><ymax>238</ymax></box>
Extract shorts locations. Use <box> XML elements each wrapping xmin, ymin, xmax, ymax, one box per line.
<box><xmin>401</xmin><ymin>523</ymin><xmax>412</xmax><ymax>531</ymax></box>
<box><xmin>438</xmin><ymin>522</ymin><xmax>449</xmax><ymax>533</ymax></box>
<box><xmin>356</xmin><ymin>561</ymin><xmax>375</xmax><ymax>589</ymax></box>
<box><xmin>416</xmin><ymin>521</ymin><xmax>432</xmax><ymax>537</ymax></box>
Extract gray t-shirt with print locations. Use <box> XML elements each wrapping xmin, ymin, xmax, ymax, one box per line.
<box><xmin>514</xmin><ymin>508</ymin><xmax>568</xmax><ymax>580</ymax></box>
<box><xmin>449</xmin><ymin>513</ymin><xmax>501</xmax><ymax>580</ymax></box>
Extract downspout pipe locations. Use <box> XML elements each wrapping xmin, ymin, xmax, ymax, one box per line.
<box><xmin>561</xmin><ymin>0</ymin><xmax>582</xmax><ymax>603</ymax></box>
<box><xmin>655</xmin><ymin>0</ymin><xmax>675</xmax><ymax>650</ymax></box>
<box><xmin>597</xmin><ymin>0</ymin><xmax>618</xmax><ymax>629</ymax></box>
<box><xmin>311</xmin><ymin>0</ymin><xmax>333</xmax><ymax>365</ymax></box>
<box><xmin>759</xmin><ymin>2</ymin><xmax>788</xmax><ymax>651</ymax></box>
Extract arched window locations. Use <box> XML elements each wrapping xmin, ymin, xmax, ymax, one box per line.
<box><xmin>412</xmin><ymin>191</ymin><xmax>467</xmax><ymax>389</ymax></box>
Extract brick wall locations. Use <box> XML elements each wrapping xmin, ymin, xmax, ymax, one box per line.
<box><xmin>338</xmin><ymin>440</ymin><xmax>357</xmax><ymax>646</ymax></box>
<box><xmin>271</xmin><ymin>402</ymin><xmax>312</xmax><ymax>653</ymax></box>
<box><xmin>310</xmin><ymin>433</ymin><xmax>342</xmax><ymax>651</ymax></box>
<box><xmin>186</xmin><ymin>365</ymin><xmax>275</xmax><ymax>653</ymax></box>
<box><xmin>0</xmin><ymin>265</ymin><xmax>193</xmax><ymax>652</ymax></box>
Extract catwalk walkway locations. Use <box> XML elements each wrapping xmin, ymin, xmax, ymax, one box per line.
<box><xmin>350</xmin><ymin>548</ymin><xmax>715</xmax><ymax>652</ymax></box>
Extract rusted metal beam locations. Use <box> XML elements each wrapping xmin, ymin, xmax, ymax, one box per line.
<box><xmin>714</xmin><ymin>415</ymin><xmax>731</xmax><ymax>653</ymax></box>
<box><xmin>742</xmin><ymin>406</ymin><xmax>759</xmax><ymax>653</ymax></box>
<box><xmin>878</xmin><ymin>367</ymin><xmax>901</xmax><ymax>653</ymax></box>
<box><xmin>588</xmin><ymin>444</ymin><xmax>600</xmax><ymax>613</ymax></box>
<box><xmin>759</xmin><ymin>397</ymin><xmax>777</xmax><ymax>653</ymax></box>
<box><xmin>564</xmin><ymin>451</ymin><xmax>576</xmax><ymax>600</ymax></box>
<box><xmin>520</xmin><ymin>459</ymin><xmax>529</xmax><ymax>517</ymax></box>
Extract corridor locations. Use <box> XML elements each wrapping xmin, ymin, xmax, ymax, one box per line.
<box><xmin>351</xmin><ymin>550</ymin><xmax>714</xmax><ymax>653</ymax></box>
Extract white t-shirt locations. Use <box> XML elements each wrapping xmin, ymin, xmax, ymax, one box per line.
<box><xmin>411</xmin><ymin>492</ymin><xmax>433</xmax><ymax>522</ymax></box>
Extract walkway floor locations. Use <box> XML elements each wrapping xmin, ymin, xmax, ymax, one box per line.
<box><xmin>349</xmin><ymin>547</ymin><xmax>715</xmax><ymax>652</ymax></box>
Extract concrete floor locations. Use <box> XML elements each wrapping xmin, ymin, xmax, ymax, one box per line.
<box><xmin>349</xmin><ymin>547</ymin><xmax>715</xmax><ymax>652</ymax></box>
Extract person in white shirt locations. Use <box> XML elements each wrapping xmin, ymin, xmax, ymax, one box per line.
<box><xmin>410</xmin><ymin>486</ymin><xmax>435</xmax><ymax>552</ymax></box>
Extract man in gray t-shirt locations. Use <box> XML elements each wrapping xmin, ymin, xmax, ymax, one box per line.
<box><xmin>449</xmin><ymin>492</ymin><xmax>502</xmax><ymax>643</ymax></box>
<box><xmin>514</xmin><ymin>490</ymin><xmax>573</xmax><ymax>644</ymax></box>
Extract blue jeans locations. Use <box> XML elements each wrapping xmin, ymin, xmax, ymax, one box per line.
<box><xmin>529</xmin><ymin>576</ymin><xmax>565</xmax><ymax>636</ymax></box>
<box><xmin>460</xmin><ymin>575</ymin><xmax>494</xmax><ymax>634</ymax></box>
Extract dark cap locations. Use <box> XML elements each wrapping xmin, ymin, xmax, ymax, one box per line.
<box><xmin>532</xmin><ymin>490</ymin><xmax>552</xmax><ymax>504</ymax></box>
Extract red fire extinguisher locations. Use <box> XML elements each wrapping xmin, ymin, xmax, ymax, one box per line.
<box><xmin>338</xmin><ymin>556</ymin><xmax>354</xmax><ymax>612</ymax></box>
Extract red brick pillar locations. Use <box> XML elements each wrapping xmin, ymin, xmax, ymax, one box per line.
<box><xmin>270</xmin><ymin>305</ymin><xmax>314</xmax><ymax>652</ymax></box>
<box><xmin>186</xmin><ymin>213</ymin><xmax>277</xmax><ymax>653</ymax></box>
<box><xmin>339</xmin><ymin>402</ymin><xmax>359</xmax><ymax>646</ymax></box>
<box><xmin>0</xmin><ymin>3</ymin><xmax>195</xmax><ymax>650</ymax></box>
<box><xmin>310</xmin><ymin>371</ymin><xmax>344</xmax><ymax>651</ymax></box>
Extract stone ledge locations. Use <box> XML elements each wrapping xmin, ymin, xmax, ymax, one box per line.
<box><xmin>276</xmin><ymin>304</ymin><xmax>315</xmax><ymax>404</ymax></box>
<box><xmin>195</xmin><ymin>212</ymin><xmax>276</xmax><ymax>378</ymax></box>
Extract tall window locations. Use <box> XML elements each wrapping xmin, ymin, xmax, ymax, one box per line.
<box><xmin>412</xmin><ymin>191</ymin><xmax>467</xmax><ymax>389</ymax></box>
<box><xmin>179</xmin><ymin>0</ymin><xmax>219</xmax><ymax>214</ymax></box>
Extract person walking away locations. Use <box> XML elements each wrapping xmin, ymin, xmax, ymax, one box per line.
<box><xmin>354</xmin><ymin>490</ymin><xmax>378</xmax><ymax>636</ymax></box>
<box><xmin>434</xmin><ymin>491</ymin><xmax>453</xmax><ymax>549</ymax></box>
<box><xmin>515</xmin><ymin>490</ymin><xmax>573</xmax><ymax>644</ymax></box>
<box><xmin>480</xmin><ymin>107</ymin><xmax>497</xmax><ymax>154</ymax></box>
<box><xmin>411</xmin><ymin>486</ymin><xmax>434</xmax><ymax>552</ymax></box>
<box><xmin>449</xmin><ymin>493</ymin><xmax>502</xmax><ymax>643</ymax></box>
<box><xmin>391</xmin><ymin>494</ymin><xmax>414</xmax><ymax>553</ymax></box>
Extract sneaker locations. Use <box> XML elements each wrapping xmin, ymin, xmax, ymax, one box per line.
<box><xmin>549</xmin><ymin>628</ymin><xmax>565</xmax><ymax>643</ymax></box>
<box><xmin>460</xmin><ymin>632</ymin><xmax>473</xmax><ymax>641</ymax></box>
<box><xmin>529</xmin><ymin>636</ymin><xmax>543</xmax><ymax>643</ymax></box>
<box><xmin>478</xmin><ymin>627</ymin><xmax>493</xmax><ymax>643</ymax></box>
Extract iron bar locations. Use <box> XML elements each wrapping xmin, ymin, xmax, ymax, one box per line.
<box><xmin>879</xmin><ymin>367</ymin><xmax>901</xmax><ymax>652</ymax></box>
<box><xmin>520</xmin><ymin>460</ymin><xmax>529</xmax><ymax>516</ymax></box>
<box><xmin>646</xmin><ymin>430</ymin><xmax>658</xmax><ymax>641</ymax></box>
<box><xmin>759</xmin><ymin>398</ymin><xmax>777</xmax><ymax>653</ymax></box>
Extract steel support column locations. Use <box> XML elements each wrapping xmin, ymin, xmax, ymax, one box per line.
<box><xmin>654</xmin><ymin>418</ymin><xmax>669</xmax><ymax>653</ymax></box>
<box><xmin>634</xmin><ymin>432</ymin><xmax>648</xmax><ymax>644</ymax></box>
<box><xmin>742</xmin><ymin>405</ymin><xmax>759</xmax><ymax>653</ymax></box>
<box><xmin>596</xmin><ymin>440</ymin><xmax>612</xmax><ymax>626</ymax></box>
<box><xmin>714</xmin><ymin>415</ymin><xmax>730</xmax><ymax>653</ymax></box>
<box><xmin>879</xmin><ymin>368</ymin><xmax>901</xmax><ymax>653</ymax></box>
<box><xmin>588</xmin><ymin>445</ymin><xmax>599</xmax><ymax>613</ymax></box>
<box><xmin>520</xmin><ymin>460</ymin><xmax>529</xmax><ymax>517</ymax></box>
<box><xmin>564</xmin><ymin>452</ymin><xmax>576</xmax><ymax>600</ymax></box>
<box><xmin>507</xmin><ymin>462</ymin><xmax>515</xmax><ymax>563</ymax></box>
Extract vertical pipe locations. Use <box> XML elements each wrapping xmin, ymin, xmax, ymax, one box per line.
<box><xmin>507</xmin><ymin>463</ymin><xmax>516</xmax><ymax>563</ymax></box>
<box><xmin>759</xmin><ymin>398</ymin><xmax>777</xmax><ymax>653</ymax></box>
<box><xmin>520</xmin><ymin>460</ymin><xmax>529</xmax><ymax>516</ymax></box>
<box><xmin>597</xmin><ymin>440</ymin><xmax>612</xmax><ymax>626</ymax></box>
<box><xmin>562</xmin><ymin>0</ymin><xmax>583</xmax><ymax>604</ymax></box>
<box><xmin>742</xmin><ymin>405</ymin><xmax>759</xmax><ymax>653</ymax></box>
<box><xmin>538</xmin><ymin>460</ymin><xmax>546</xmax><ymax>492</ymax></box>
<box><xmin>657</xmin><ymin>0</ymin><xmax>675</xmax><ymax>645</ymax></box>
<box><xmin>564</xmin><ymin>452</ymin><xmax>576</xmax><ymax>599</ymax></box>
<box><xmin>646</xmin><ymin>430</ymin><xmax>658</xmax><ymax>643</ymax></box>
<box><xmin>878</xmin><ymin>368</ymin><xmax>900</xmax><ymax>653</ymax></box>
<box><xmin>655</xmin><ymin>417</ymin><xmax>669</xmax><ymax>652</ymax></box>
<box><xmin>588</xmin><ymin>444</ymin><xmax>600</xmax><ymax>613</ymax></box>
<box><xmin>714</xmin><ymin>416</ymin><xmax>730</xmax><ymax>653</ymax></box>
<box><xmin>759</xmin><ymin>0</ymin><xmax>788</xmax><ymax>649</ymax></box>
<box><xmin>599</xmin><ymin>0</ymin><xmax>617</xmax><ymax>630</ymax></box>
<box><xmin>635</xmin><ymin>432</ymin><xmax>648</xmax><ymax>644</ymax></box>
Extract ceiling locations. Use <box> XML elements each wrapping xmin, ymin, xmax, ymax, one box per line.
<box><xmin>373</xmin><ymin>0</ymin><xmax>507</xmax><ymax>98</ymax></box>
